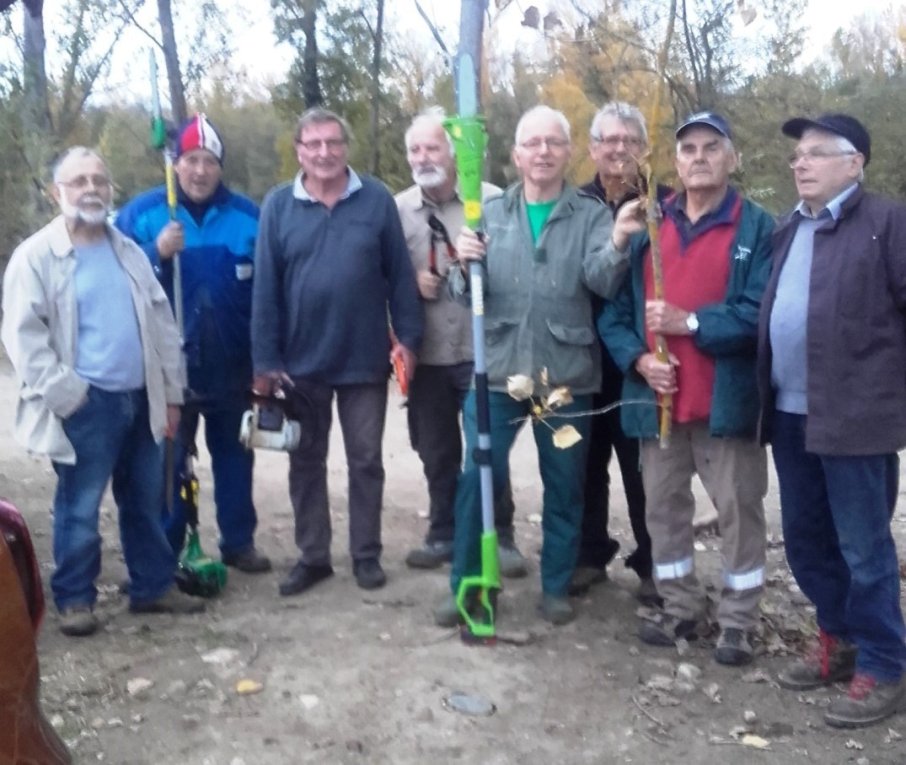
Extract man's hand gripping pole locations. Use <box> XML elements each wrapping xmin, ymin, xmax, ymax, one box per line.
<box><xmin>445</xmin><ymin>114</ymin><xmax>499</xmax><ymax>641</ymax></box>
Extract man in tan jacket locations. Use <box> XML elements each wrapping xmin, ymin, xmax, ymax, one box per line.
<box><xmin>1</xmin><ymin>147</ymin><xmax>203</xmax><ymax>637</ymax></box>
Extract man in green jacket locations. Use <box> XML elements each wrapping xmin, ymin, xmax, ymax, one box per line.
<box><xmin>599</xmin><ymin>112</ymin><xmax>774</xmax><ymax>665</ymax></box>
<box><xmin>436</xmin><ymin>105</ymin><xmax>628</xmax><ymax>627</ymax></box>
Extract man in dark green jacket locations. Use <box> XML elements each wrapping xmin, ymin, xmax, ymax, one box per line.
<box><xmin>599</xmin><ymin>112</ymin><xmax>774</xmax><ymax>666</ymax></box>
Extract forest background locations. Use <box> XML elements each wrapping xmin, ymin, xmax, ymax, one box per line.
<box><xmin>1</xmin><ymin>0</ymin><xmax>905</xmax><ymax>267</ymax></box>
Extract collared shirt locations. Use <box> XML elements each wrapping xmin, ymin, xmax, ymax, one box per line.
<box><xmin>293</xmin><ymin>168</ymin><xmax>363</xmax><ymax>202</ymax></box>
<box><xmin>770</xmin><ymin>183</ymin><xmax>859</xmax><ymax>413</ymax></box>
<box><xmin>664</xmin><ymin>187</ymin><xmax>739</xmax><ymax>250</ymax></box>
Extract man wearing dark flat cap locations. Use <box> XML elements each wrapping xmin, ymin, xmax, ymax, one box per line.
<box><xmin>758</xmin><ymin>113</ymin><xmax>906</xmax><ymax>728</ymax></box>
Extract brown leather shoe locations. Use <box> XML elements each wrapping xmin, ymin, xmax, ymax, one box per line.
<box><xmin>130</xmin><ymin>584</ymin><xmax>206</xmax><ymax>614</ymax></box>
<box><xmin>825</xmin><ymin>673</ymin><xmax>906</xmax><ymax>729</ymax></box>
<box><xmin>777</xmin><ymin>629</ymin><xmax>857</xmax><ymax>690</ymax></box>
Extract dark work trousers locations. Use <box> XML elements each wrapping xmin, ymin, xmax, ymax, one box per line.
<box><xmin>406</xmin><ymin>362</ymin><xmax>515</xmax><ymax>546</ymax></box>
<box><xmin>166</xmin><ymin>400</ymin><xmax>257</xmax><ymax>557</ymax></box>
<box><xmin>581</xmin><ymin>389</ymin><xmax>652</xmax><ymax>578</ymax></box>
<box><xmin>288</xmin><ymin>379</ymin><xmax>388</xmax><ymax>566</ymax></box>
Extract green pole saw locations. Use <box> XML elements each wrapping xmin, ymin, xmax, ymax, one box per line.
<box><xmin>445</xmin><ymin>0</ymin><xmax>498</xmax><ymax>644</ymax></box>
<box><xmin>149</xmin><ymin>50</ymin><xmax>226</xmax><ymax>598</ymax></box>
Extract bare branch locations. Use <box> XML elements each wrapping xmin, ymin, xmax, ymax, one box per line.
<box><xmin>412</xmin><ymin>0</ymin><xmax>450</xmax><ymax>57</ymax></box>
<box><xmin>116</xmin><ymin>0</ymin><xmax>161</xmax><ymax>49</ymax></box>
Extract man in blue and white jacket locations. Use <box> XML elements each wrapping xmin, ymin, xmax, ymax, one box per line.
<box><xmin>116</xmin><ymin>114</ymin><xmax>270</xmax><ymax>574</ymax></box>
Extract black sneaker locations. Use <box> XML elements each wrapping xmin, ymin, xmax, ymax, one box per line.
<box><xmin>278</xmin><ymin>561</ymin><xmax>334</xmax><ymax>596</ymax></box>
<box><xmin>222</xmin><ymin>547</ymin><xmax>272</xmax><ymax>573</ymax></box>
<box><xmin>638</xmin><ymin>611</ymin><xmax>699</xmax><ymax>646</ymax></box>
<box><xmin>353</xmin><ymin>558</ymin><xmax>387</xmax><ymax>590</ymax></box>
<box><xmin>714</xmin><ymin>627</ymin><xmax>755</xmax><ymax>666</ymax></box>
<box><xmin>405</xmin><ymin>541</ymin><xmax>454</xmax><ymax>569</ymax></box>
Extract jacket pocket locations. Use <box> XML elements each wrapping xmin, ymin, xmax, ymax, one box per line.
<box><xmin>484</xmin><ymin>319</ymin><xmax>519</xmax><ymax>383</ymax></box>
<box><xmin>545</xmin><ymin>320</ymin><xmax>596</xmax><ymax>387</ymax></box>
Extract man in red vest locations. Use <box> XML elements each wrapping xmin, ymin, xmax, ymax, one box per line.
<box><xmin>599</xmin><ymin>112</ymin><xmax>774</xmax><ymax>666</ymax></box>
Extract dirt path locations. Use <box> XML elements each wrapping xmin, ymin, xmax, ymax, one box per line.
<box><xmin>2</xmin><ymin>357</ymin><xmax>904</xmax><ymax>764</ymax></box>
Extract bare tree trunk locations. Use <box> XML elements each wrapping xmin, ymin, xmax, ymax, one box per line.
<box><xmin>368</xmin><ymin>0</ymin><xmax>384</xmax><ymax>174</ymax></box>
<box><xmin>22</xmin><ymin>3</ymin><xmax>52</xmax><ymax>221</ymax></box>
<box><xmin>302</xmin><ymin>0</ymin><xmax>322</xmax><ymax>107</ymax></box>
<box><xmin>157</xmin><ymin>0</ymin><xmax>187</xmax><ymax>124</ymax></box>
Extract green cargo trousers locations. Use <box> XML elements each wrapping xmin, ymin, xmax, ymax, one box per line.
<box><xmin>450</xmin><ymin>390</ymin><xmax>591</xmax><ymax>598</ymax></box>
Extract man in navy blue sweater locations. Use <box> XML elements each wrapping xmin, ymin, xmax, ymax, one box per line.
<box><xmin>253</xmin><ymin>108</ymin><xmax>423</xmax><ymax>595</ymax></box>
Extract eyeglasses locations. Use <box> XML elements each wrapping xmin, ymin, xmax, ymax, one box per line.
<box><xmin>297</xmin><ymin>138</ymin><xmax>347</xmax><ymax>152</ymax></box>
<box><xmin>593</xmin><ymin>135</ymin><xmax>644</xmax><ymax>148</ymax></box>
<box><xmin>519</xmin><ymin>137</ymin><xmax>570</xmax><ymax>151</ymax></box>
<box><xmin>57</xmin><ymin>174</ymin><xmax>112</xmax><ymax>190</ymax></box>
<box><xmin>788</xmin><ymin>149</ymin><xmax>857</xmax><ymax>168</ymax></box>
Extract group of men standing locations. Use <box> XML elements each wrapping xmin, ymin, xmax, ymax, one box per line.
<box><xmin>1</xmin><ymin>98</ymin><xmax>904</xmax><ymax>729</ymax></box>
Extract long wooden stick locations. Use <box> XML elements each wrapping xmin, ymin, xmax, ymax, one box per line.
<box><xmin>646</xmin><ymin>0</ymin><xmax>678</xmax><ymax>448</ymax></box>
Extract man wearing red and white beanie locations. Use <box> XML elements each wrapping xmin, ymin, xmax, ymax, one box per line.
<box><xmin>116</xmin><ymin>113</ymin><xmax>271</xmax><ymax>576</ymax></box>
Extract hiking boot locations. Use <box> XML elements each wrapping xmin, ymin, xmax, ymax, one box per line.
<box><xmin>638</xmin><ymin>611</ymin><xmax>699</xmax><ymax>646</ymax></box>
<box><xmin>777</xmin><ymin>629</ymin><xmax>857</xmax><ymax>690</ymax></box>
<box><xmin>824</xmin><ymin>673</ymin><xmax>906</xmax><ymax>729</ymax></box>
<box><xmin>353</xmin><ymin>558</ymin><xmax>387</xmax><ymax>590</ymax></box>
<box><xmin>59</xmin><ymin>605</ymin><xmax>98</xmax><ymax>637</ymax></box>
<box><xmin>714</xmin><ymin>627</ymin><xmax>754</xmax><ymax>667</ymax></box>
<box><xmin>278</xmin><ymin>561</ymin><xmax>333</xmax><ymax>596</ymax></box>
<box><xmin>405</xmin><ymin>541</ymin><xmax>453</xmax><ymax>569</ymax></box>
<box><xmin>129</xmin><ymin>585</ymin><xmax>205</xmax><ymax>614</ymax></box>
<box><xmin>498</xmin><ymin>542</ymin><xmax>528</xmax><ymax>579</ymax></box>
<box><xmin>539</xmin><ymin>594</ymin><xmax>575</xmax><ymax>626</ymax></box>
<box><xmin>434</xmin><ymin>594</ymin><xmax>462</xmax><ymax>628</ymax></box>
<box><xmin>636</xmin><ymin>577</ymin><xmax>663</xmax><ymax>608</ymax></box>
<box><xmin>568</xmin><ymin>566</ymin><xmax>608</xmax><ymax>596</ymax></box>
<box><xmin>222</xmin><ymin>546</ymin><xmax>272</xmax><ymax>573</ymax></box>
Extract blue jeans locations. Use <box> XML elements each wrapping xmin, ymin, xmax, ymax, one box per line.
<box><xmin>771</xmin><ymin>411</ymin><xmax>906</xmax><ymax>681</ymax></box>
<box><xmin>451</xmin><ymin>391</ymin><xmax>591</xmax><ymax>597</ymax></box>
<box><xmin>52</xmin><ymin>387</ymin><xmax>176</xmax><ymax>610</ymax></box>
<box><xmin>165</xmin><ymin>402</ymin><xmax>256</xmax><ymax>556</ymax></box>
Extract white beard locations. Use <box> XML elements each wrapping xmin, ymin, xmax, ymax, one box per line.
<box><xmin>57</xmin><ymin>190</ymin><xmax>109</xmax><ymax>226</ymax></box>
<box><xmin>412</xmin><ymin>165</ymin><xmax>448</xmax><ymax>189</ymax></box>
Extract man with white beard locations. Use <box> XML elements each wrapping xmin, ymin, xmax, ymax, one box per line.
<box><xmin>394</xmin><ymin>112</ymin><xmax>526</xmax><ymax>575</ymax></box>
<box><xmin>1</xmin><ymin>147</ymin><xmax>204</xmax><ymax>637</ymax></box>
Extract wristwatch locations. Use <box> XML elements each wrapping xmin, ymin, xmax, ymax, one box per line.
<box><xmin>685</xmin><ymin>312</ymin><xmax>700</xmax><ymax>334</ymax></box>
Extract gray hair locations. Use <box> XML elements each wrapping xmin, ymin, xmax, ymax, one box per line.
<box><xmin>832</xmin><ymin>134</ymin><xmax>864</xmax><ymax>181</ymax></box>
<box><xmin>295</xmin><ymin>107</ymin><xmax>352</xmax><ymax>144</ymax></box>
<box><xmin>515</xmin><ymin>105</ymin><xmax>571</xmax><ymax>145</ymax></box>
<box><xmin>404</xmin><ymin>108</ymin><xmax>455</xmax><ymax>157</ymax></box>
<box><xmin>800</xmin><ymin>128</ymin><xmax>864</xmax><ymax>181</ymax></box>
<box><xmin>52</xmin><ymin>146</ymin><xmax>107</xmax><ymax>183</ymax></box>
<box><xmin>590</xmin><ymin>102</ymin><xmax>648</xmax><ymax>144</ymax></box>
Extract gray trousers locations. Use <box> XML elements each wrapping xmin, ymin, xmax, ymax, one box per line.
<box><xmin>288</xmin><ymin>379</ymin><xmax>387</xmax><ymax>566</ymax></box>
<box><xmin>641</xmin><ymin>422</ymin><xmax>767</xmax><ymax>631</ymax></box>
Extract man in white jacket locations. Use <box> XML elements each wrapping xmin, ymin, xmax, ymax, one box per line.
<box><xmin>1</xmin><ymin>147</ymin><xmax>204</xmax><ymax>637</ymax></box>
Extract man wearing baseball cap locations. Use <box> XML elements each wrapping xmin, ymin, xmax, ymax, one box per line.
<box><xmin>116</xmin><ymin>113</ymin><xmax>271</xmax><ymax>576</ymax></box>
<box><xmin>599</xmin><ymin>111</ymin><xmax>774</xmax><ymax>665</ymax></box>
<box><xmin>758</xmin><ymin>113</ymin><xmax>906</xmax><ymax>727</ymax></box>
